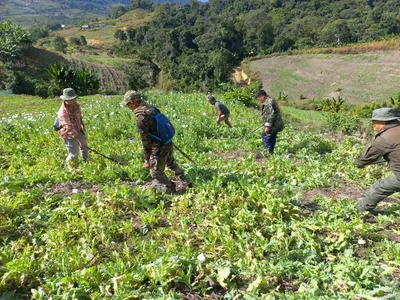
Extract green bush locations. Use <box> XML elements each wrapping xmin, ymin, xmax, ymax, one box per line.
<box><xmin>69</xmin><ymin>36</ymin><xmax>81</xmax><ymax>46</ymax></box>
<box><xmin>315</xmin><ymin>96</ymin><xmax>347</xmax><ymax>112</ymax></box>
<box><xmin>352</xmin><ymin>93</ymin><xmax>400</xmax><ymax>118</ymax></box>
<box><xmin>223</xmin><ymin>89</ymin><xmax>254</xmax><ymax>106</ymax></box>
<box><xmin>51</xmin><ymin>36</ymin><xmax>67</xmax><ymax>53</ymax></box>
<box><xmin>325</xmin><ymin>111</ymin><xmax>360</xmax><ymax>134</ymax></box>
<box><xmin>47</xmin><ymin>62</ymin><xmax>99</xmax><ymax>97</ymax></box>
<box><xmin>34</xmin><ymin>83</ymin><xmax>49</xmax><ymax>99</ymax></box>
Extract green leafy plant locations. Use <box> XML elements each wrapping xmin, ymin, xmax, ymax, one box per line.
<box><xmin>47</xmin><ymin>62</ymin><xmax>99</xmax><ymax>97</ymax></box>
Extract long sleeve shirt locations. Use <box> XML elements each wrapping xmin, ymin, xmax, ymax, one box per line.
<box><xmin>355</xmin><ymin>122</ymin><xmax>400</xmax><ymax>178</ymax></box>
<box><xmin>261</xmin><ymin>97</ymin><xmax>284</xmax><ymax>135</ymax></box>
<box><xmin>134</xmin><ymin>102</ymin><xmax>163</xmax><ymax>161</ymax></box>
<box><xmin>57</xmin><ymin>102</ymin><xmax>85</xmax><ymax>139</ymax></box>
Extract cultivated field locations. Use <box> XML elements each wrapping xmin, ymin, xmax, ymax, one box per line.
<box><xmin>0</xmin><ymin>93</ymin><xmax>399</xmax><ymax>298</ymax></box>
<box><xmin>249</xmin><ymin>51</ymin><xmax>400</xmax><ymax>104</ymax></box>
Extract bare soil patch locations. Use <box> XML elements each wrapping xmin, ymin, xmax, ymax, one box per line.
<box><xmin>218</xmin><ymin>150</ymin><xmax>268</xmax><ymax>163</ymax></box>
<box><xmin>302</xmin><ymin>182</ymin><xmax>364</xmax><ymax>203</ymax></box>
<box><xmin>50</xmin><ymin>181</ymin><xmax>136</xmax><ymax>195</ymax></box>
<box><xmin>50</xmin><ymin>181</ymin><xmax>102</xmax><ymax>195</ymax></box>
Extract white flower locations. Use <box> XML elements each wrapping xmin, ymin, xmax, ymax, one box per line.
<box><xmin>197</xmin><ymin>253</ymin><xmax>206</xmax><ymax>263</ymax></box>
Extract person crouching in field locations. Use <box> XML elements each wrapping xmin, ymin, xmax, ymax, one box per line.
<box><xmin>57</xmin><ymin>88</ymin><xmax>89</xmax><ymax>168</ymax></box>
<box><xmin>120</xmin><ymin>90</ymin><xmax>189</xmax><ymax>192</ymax></box>
<box><xmin>256</xmin><ymin>90</ymin><xmax>284</xmax><ymax>154</ymax></box>
<box><xmin>208</xmin><ymin>95</ymin><xmax>232</xmax><ymax>128</ymax></box>
<box><xmin>355</xmin><ymin>108</ymin><xmax>400</xmax><ymax>212</ymax></box>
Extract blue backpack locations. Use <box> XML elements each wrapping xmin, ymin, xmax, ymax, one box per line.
<box><xmin>149</xmin><ymin>106</ymin><xmax>175</xmax><ymax>144</ymax></box>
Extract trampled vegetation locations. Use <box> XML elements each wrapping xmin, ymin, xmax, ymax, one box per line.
<box><xmin>0</xmin><ymin>93</ymin><xmax>399</xmax><ymax>299</ymax></box>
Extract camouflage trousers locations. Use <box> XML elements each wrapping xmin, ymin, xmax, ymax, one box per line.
<box><xmin>150</xmin><ymin>143</ymin><xmax>184</xmax><ymax>186</ymax></box>
<box><xmin>356</xmin><ymin>174</ymin><xmax>400</xmax><ymax>212</ymax></box>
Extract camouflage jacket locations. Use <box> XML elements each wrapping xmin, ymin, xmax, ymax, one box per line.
<box><xmin>261</xmin><ymin>97</ymin><xmax>284</xmax><ymax>135</ymax></box>
<box><xmin>134</xmin><ymin>102</ymin><xmax>163</xmax><ymax>161</ymax></box>
<box><xmin>355</xmin><ymin>122</ymin><xmax>400</xmax><ymax>178</ymax></box>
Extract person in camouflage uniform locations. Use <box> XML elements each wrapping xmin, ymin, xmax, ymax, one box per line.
<box><xmin>355</xmin><ymin>108</ymin><xmax>400</xmax><ymax>212</ymax></box>
<box><xmin>120</xmin><ymin>90</ymin><xmax>187</xmax><ymax>191</ymax></box>
<box><xmin>256</xmin><ymin>90</ymin><xmax>284</xmax><ymax>154</ymax></box>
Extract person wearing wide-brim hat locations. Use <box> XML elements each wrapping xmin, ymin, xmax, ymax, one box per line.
<box><xmin>57</xmin><ymin>88</ymin><xmax>89</xmax><ymax>168</ymax></box>
<box><xmin>355</xmin><ymin>107</ymin><xmax>400</xmax><ymax>212</ymax></box>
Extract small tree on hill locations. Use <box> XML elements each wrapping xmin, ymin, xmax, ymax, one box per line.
<box><xmin>52</xmin><ymin>36</ymin><xmax>68</xmax><ymax>53</ymax></box>
<box><xmin>114</xmin><ymin>29</ymin><xmax>127</xmax><ymax>41</ymax></box>
<box><xmin>80</xmin><ymin>35</ymin><xmax>87</xmax><ymax>46</ymax></box>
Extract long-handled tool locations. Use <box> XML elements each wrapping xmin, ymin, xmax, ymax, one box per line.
<box><xmin>173</xmin><ymin>144</ymin><xmax>197</xmax><ymax>165</ymax></box>
<box><xmin>236</xmin><ymin>125</ymin><xmax>264</xmax><ymax>142</ymax></box>
<box><xmin>87</xmin><ymin>147</ymin><xmax>126</xmax><ymax>165</ymax></box>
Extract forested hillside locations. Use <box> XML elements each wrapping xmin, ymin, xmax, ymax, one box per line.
<box><xmin>0</xmin><ymin>0</ymin><xmax>187</xmax><ymax>25</ymax></box>
<box><xmin>113</xmin><ymin>0</ymin><xmax>400</xmax><ymax>91</ymax></box>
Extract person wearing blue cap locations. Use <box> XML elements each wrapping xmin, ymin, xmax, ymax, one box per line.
<box><xmin>355</xmin><ymin>107</ymin><xmax>400</xmax><ymax>212</ymax></box>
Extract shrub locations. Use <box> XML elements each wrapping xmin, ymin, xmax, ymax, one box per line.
<box><xmin>315</xmin><ymin>96</ymin><xmax>347</xmax><ymax>112</ymax></box>
<box><xmin>325</xmin><ymin>111</ymin><xmax>360</xmax><ymax>134</ymax></box>
<box><xmin>52</xmin><ymin>36</ymin><xmax>67</xmax><ymax>53</ymax></box>
<box><xmin>34</xmin><ymin>83</ymin><xmax>49</xmax><ymax>99</ymax></box>
<box><xmin>352</xmin><ymin>93</ymin><xmax>400</xmax><ymax>118</ymax></box>
<box><xmin>276</xmin><ymin>92</ymin><xmax>289</xmax><ymax>101</ymax></box>
<box><xmin>223</xmin><ymin>89</ymin><xmax>254</xmax><ymax>106</ymax></box>
<box><xmin>80</xmin><ymin>36</ymin><xmax>87</xmax><ymax>46</ymax></box>
<box><xmin>69</xmin><ymin>37</ymin><xmax>81</xmax><ymax>46</ymax></box>
<box><xmin>47</xmin><ymin>62</ymin><xmax>99</xmax><ymax>97</ymax></box>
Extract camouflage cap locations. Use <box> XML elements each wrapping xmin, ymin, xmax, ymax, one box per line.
<box><xmin>370</xmin><ymin>108</ymin><xmax>400</xmax><ymax>122</ymax></box>
<box><xmin>208</xmin><ymin>95</ymin><xmax>216</xmax><ymax>102</ymax></box>
<box><xmin>120</xmin><ymin>90</ymin><xmax>142</xmax><ymax>106</ymax></box>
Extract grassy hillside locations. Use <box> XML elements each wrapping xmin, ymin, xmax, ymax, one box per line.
<box><xmin>23</xmin><ymin>47</ymin><xmax>128</xmax><ymax>92</ymax></box>
<box><xmin>0</xmin><ymin>92</ymin><xmax>399</xmax><ymax>298</ymax></box>
<box><xmin>247</xmin><ymin>50</ymin><xmax>400</xmax><ymax>104</ymax></box>
<box><xmin>59</xmin><ymin>10</ymin><xmax>153</xmax><ymax>47</ymax></box>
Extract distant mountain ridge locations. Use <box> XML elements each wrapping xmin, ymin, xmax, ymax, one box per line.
<box><xmin>0</xmin><ymin>0</ymin><xmax>190</xmax><ymax>25</ymax></box>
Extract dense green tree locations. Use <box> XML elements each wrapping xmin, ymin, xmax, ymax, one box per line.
<box><xmin>320</xmin><ymin>19</ymin><xmax>353</xmax><ymax>46</ymax></box>
<box><xmin>0</xmin><ymin>21</ymin><xmax>32</xmax><ymax>63</ymax></box>
<box><xmin>110</xmin><ymin>5</ymin><xmax>129</xmax><ymax>19</ymax></box>
<box><xmin>126</xmin><ymin>27</ymin><xmax>137</xmax><ymax>41</ymax></box>
<box><xmin>121</xmin><ymin>0</ymin><xmax>400</xmax><ymax>91</ymax></box>
<box><xmin>114</xmin><ymin>29</ymin><xmax>128</xmax><ymax>41</ymax></box>
<box><xmin>130</xmin><ymin>0</ymin><xmax>153</xmax><ymax>10</ymax></box>
<box><xmin>52</xmin><ymin>36</ymin><xmax>68</xmax><ymax>53</ymax></box>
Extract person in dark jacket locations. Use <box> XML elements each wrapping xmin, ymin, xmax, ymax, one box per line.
<box><xmin>256</xmin><ymin>90</ymin><xmax>284</xmax><ymax>154</ymax></box>
<box><xmin>355</xmin><ymin>107</ymin><xmax>400</xmax><ymax>212</ymax></box>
